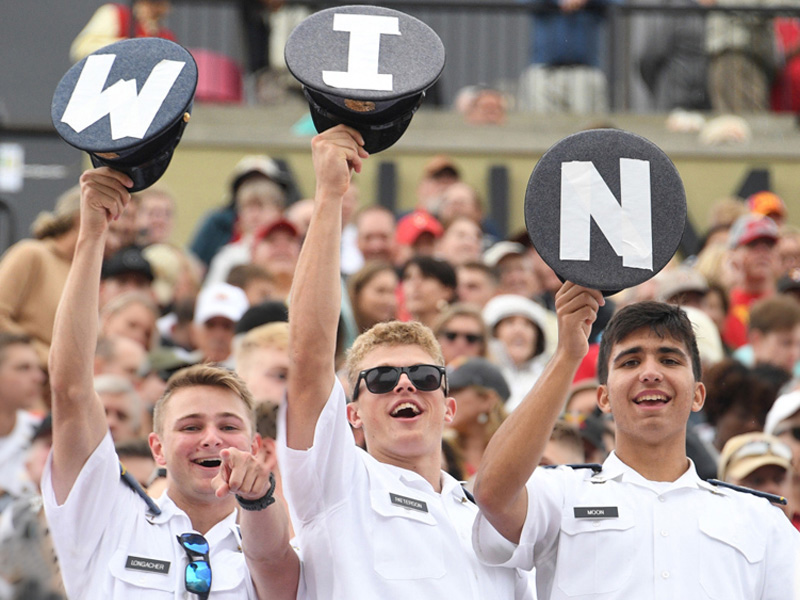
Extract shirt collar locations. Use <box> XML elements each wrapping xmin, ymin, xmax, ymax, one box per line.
<box><xmin>597</xmin><ymin>451</ymin><xmax>705</xmax><ymax>494</ymax></box>
<box><xmin>379</xmin><ymin>461</ymin><xmax>467</xmax><ymax>501</ymax></box>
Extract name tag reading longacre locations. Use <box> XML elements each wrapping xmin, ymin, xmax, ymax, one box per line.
<box><xmin>390</xmin><ymin>492</ymin><xmax>428</xmax><ymax>513</ymax></box>
<box><xmin>573</xmin><ymin>506</ymin><xmax>619</xmax><ymax>519</ymax></box>
<box><xmin>125</xmin><ymin>556</ymin><xmax>171</xmax><ymax>574</ymax></box>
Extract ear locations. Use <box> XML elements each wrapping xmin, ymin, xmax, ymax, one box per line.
<box><xmin>444</xmin><ymin>395</ymin><xmax>457</xmax><ymax>424</ymax></box>
<box><xmin>691</xmin><ymin>381</ymin><xmax>706</xmax><ymax>413</ymax></box>
<box><xmin>148</xmin><ymin>431</ymin><xmax>167</xmax><ymax>467</ymax></box>
<box><xmin>346</xmin><ymin>401</ymin><xmax>363</xmax><ymax>429</ymax></box>
<box><xmin>596</xmin><ymin>384</ymin><xmax>612</xmax><ymax>415</ymax></box>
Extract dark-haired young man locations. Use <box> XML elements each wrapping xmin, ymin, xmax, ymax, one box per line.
<box><xmin>474</xmin><ymin>300</ymin><xmax>800</xmax><ymax>599</ymax></box>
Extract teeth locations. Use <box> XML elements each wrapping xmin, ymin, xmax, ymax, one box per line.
<box><xmin>195</xmin><ymin>458</ymin><xmax>221</xmax><ymax>467</ymax></box>
<box><xmin>391</xmin><ymin>402</ymin><xmax>421</xmax><ymax>417</ymax></box>
<box><xmin>635</xmin><ymin>395</ymin><xmax>668</xmax><ymax>403</ymax></box>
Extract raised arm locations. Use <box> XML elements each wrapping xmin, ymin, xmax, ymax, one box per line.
<box><xmin>286</xmin><ymin>125</ymin><xmax>368</xmax><ymax>450</ymax></box>
<box><xmin>473</xmin><ymin>281</ymin><xmax>603</xmax><ymax>543</ymax></box>
<box><xmin>49</xmin><ymin>167</ymin><xmax>132</xmax><ymax>504</ymax></box>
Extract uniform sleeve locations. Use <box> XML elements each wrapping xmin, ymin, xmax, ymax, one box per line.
<box><xmin>277</xmin><ymin>378</ymin><xmax>361</xmax><ymax>523</ymax></box>
<box><xmin>41</xmin><ymin>432</ymin><xmax>136</xmax><ymax>573</ymax></box>
<box><xmin>472</xmin><ymin>466</ymin><xmax>567</xmax><ymax>571</ymax></box>
<box><xmin>0</xmin><ymin>242</ymin><xmax>39</xmax><ymax>337</ymax></box>
<box><xmin>761</xmin><ymin>506</ymin><xmax>800</xmax><ymax>600</ymax></box>
<box><xmin>70</xmin><ymin>4</ymin><xmax>124</xmax><ymax>63</ymax></box>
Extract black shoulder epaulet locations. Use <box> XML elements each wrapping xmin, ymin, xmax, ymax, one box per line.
<box><xmin>120</xmin><ymin>461</ymin><xmax>162</xmax><ymax>515</ymax></box>
<box><xmin>707</xmin><ymin>479</ymin><xmax>788</xmax><ymax>506</ymax></box>
<box><xmin>542</xmin><ymin>463</ymin><xmax>603</xmax><ymax>473</ymax></box>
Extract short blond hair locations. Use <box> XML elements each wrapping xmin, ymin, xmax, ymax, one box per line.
<box><xmin>345</xmin><ymin>320</ymin><xmax>444</xmax><ymax>393</ymax></box>
<box><xmin>236</xmin><ymin>321</ymin><xmax>289</xmax><ymax>366</ymax></box>
<box><xmin>153</xmin><ymin>364</ymin><xmax>255</xmax><ymax>435</ymax></box>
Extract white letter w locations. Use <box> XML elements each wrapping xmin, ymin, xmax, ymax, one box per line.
<box><xmin>61</xmin><ymin>54</ymin><xmax>185</xmax><ymax>141</ymax></box>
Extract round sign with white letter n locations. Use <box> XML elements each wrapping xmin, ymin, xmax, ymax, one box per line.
<box><xmin>524</xmin><ymin>129</ymin><xmax>686</xmax><ymax>295</ymax></box>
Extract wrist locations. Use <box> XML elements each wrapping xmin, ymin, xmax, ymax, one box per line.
<box><xmin>235</xmin><ymin>472</ymin><xmax>276</xmax><ymax>511</ymax></box>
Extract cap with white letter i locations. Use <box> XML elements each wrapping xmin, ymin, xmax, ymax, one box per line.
<box><xmin>51</xmin><ymin>38</ymin><xmax>198</xmax><ymax>192</ymax></box>
<box><xmin>524</xmin><ymin>129</ymin><xmax>687</xmax><ymax>295</ymax></box>
<box><xmin>285</xmin><ymin>4</ymin><xmax>445</xmax><ymax>154</ymax></box>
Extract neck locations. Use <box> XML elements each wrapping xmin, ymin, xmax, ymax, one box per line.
<box><xmin>742</xmin><ymin>276</ymin><xmax>773</xmax><ymax>296</ymax></box>
<box><xmin>168</xmin><ymin>488</ymin><xmax>236</xmax><ymax>535</ymax></box>
<box><xmin>613</xmin><ymin>435</ymin><xmax>689</xmax><ymax>482</ymax></box>
<box><xmin>0</xmin><ymin>409</ymin><xmax>17</xmax><ymax>437</ymax></box>
<box><xmin>372</xmin><ymin>448</ymin><xmax>444</xmax><ymax>492</ymax></box>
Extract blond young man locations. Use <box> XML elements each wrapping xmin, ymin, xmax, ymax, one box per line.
<box><xmin>279</xmin><ymin>126</ymin><xmax>537</xmax><ymax>599</ymax></box>
<box><xmin>42</xmin><ymin>167</ymin><xmax>299</xmax><ymax>600</ymax></box>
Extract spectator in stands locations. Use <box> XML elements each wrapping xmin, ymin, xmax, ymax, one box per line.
<box><xmin>748</xmin><ymin>191</ymin><xmax>788</xmax><ymax>227</ymax></box>
<box><xmin>205</xmin><ymin>165</ymin><xmax>288</xmax><ymax>286</ymax></box>
<box><xmin>227</xmin><ymin>263</ymin><xmax>275</xmax><ymax>306</ymax></box>
<box><xmin>0</xmin><ymin>334</ymin><xmax>46</xmax><ymax>506</ymax></box>
<box><xmin>189</xmin><ymin>155</ymin><xmax>289</xmax><ymax>268</ymax></box>
<box><xmin>251</xmin><ymin>219</ymin><xmax>301</xmax><ymax>301</ymax></box>
<box><xmin>539</xmin><ymin>419</ymin><xmax>586</xmax><ymax>466</ymax></box>
<box><xmin>416</xmin><ymin>155</ymin><xmax>461</xmax><ymax>215</ymax></box>
<box><xmin>741</xmin><ymin>294</ymin><xmax>800</xmax><ymax>376</ymax></box>
<box><xmin>483</xmin><ymin>241</ymin><xmax>542</xmax><ymax>300</ymax></box>
<box><xmin>135</xmin><ymin>186</ymin><xmax>175</xmax><ymax>247</ymax></box>
<box><xmin>436</xmin><ymin>216</ymin><xmax>484</xmax><ymax>267</ymax></box>
<box><xmin>235</xmin><ymin>322</ymin><xmax>290</xmax><ymax>405</ymax></box>
<box><xmin>457</xmin><ymin>261</ymin><xmax>499</xmax><ymax>309</ymax></box>
<box><xmin>400</xmin><ymin>255</ymin><xmax>457</xmax><ymax>328</ymax></box>
<box><xmin>94</xmin><ymin>335</ymin><xmax>147</xmax><ymax>387</ymax></box>
<box><xmin>433</xmin><ymin>303</ymin><xmax>490</xmax><ymax>366</ymax></box>
<box><xmin>347</xmin><ymin>261</ymin><xmax>398</xmax><ymax>334</ymax></box>
<box><xmin>655</xmin><ymin>266</ymin><xmax>709</xmax><ymax>308</ymax></box>
<box><xmin>395</xmin><ymin>210</ymin><xmax>444</xmax><ymax>266</ymax></box>
<box><xmin>115</xmin><ymin>438</ymin><xmax>157</xmax><ymax>488</ymax></box>
<box><xmin>70</xmin><ymin>0</ymin><xmax>175</xmax><ymax>62</ymax></box>
<box><xmin>778</xmin><ymin>225</ymin><xmax>800</xmax><ymax>276</ymax></box>
<box><xmin>719</xmin><ymin>432</ymin><xmax>795</xmax><ymax>521</ymax></box>
<box><xmin>483</xmin><ymin>294</ymin><xmax>552</xmax><ymax>412</ymax></box>
<box><xmin>354</xmin><ymin>205</ymin><xmax>397</xmax><ymax>267</ymax></box>
<box><xmin>94</xmin><ymin>374</ymin><xmax>143</xmax><ymax>443</ymax></box>
<box><xmin>191</xmin><ymin>282</ymin><xmax>249</xmax><ymax>367</ymax></box>
<box><xmin>723</xmin><ymin>214</ymin><xmax>780</xmax><ymax>349</ymax></box>
<box><xmin>99</xmin><ymin>245</ymin><xmax>155</xmax><ymax>309</ymax></box>
<box><xmin>765</xmin><ymin>390</ymin><xmax>800</xmax><ymax>529</ymax></box>
<box><xmin>99</xmin><ymin>291</ymin><xmax>159</xmax><ymax>351</ymax></box>
<box><xmin>0</xmin><ymin>186</ymin><xmax>80</xmax><ymax>366</ymax></box>
<box><xmin>454</xmin><ymin>85</ymin><xmax>509</xmax><ymax>125</ymax></box>
<box><xmin>518</xmin><ymin>0</ymin><xmax>622</xmax><ymax>114</ymax></box>
<box><xmin>701</xmin><ymin>358</ymin><xmax>776</xmax><ymax>455</ymax></box>
<box><xmin>446</xmin><ymin>357</ymin><xmax>511</xmax><ymax>482</ymax></box>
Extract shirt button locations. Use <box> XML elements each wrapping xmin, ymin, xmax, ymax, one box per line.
<box><xmin>660</xmin><ymin>530</ymin><xmax>669</xmax><ymax>537</ymax></box>
<box><xmin>658</xmin><ymin>496</ymin><xmax>666</xmax><ymax>503</ymax></box>
<box><xmin>661</xmin><ymin>571</ymin><xmax>670</xmax><ymax>579</ymax></box>
<box><xmin>593</xmin><ymin>521</ymin><xmax>601</xmax><ymax>528</ymax></box>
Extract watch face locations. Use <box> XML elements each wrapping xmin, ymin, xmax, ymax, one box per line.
<box><xmin>524</xmin><ymin>129</ymin><xmax>686</xmax><ymax>295</ymax></box>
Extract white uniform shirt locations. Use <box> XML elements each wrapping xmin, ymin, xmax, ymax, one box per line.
<box><xmin>41</xmin><ymin>433</ymin><xmax>257</xmax><ymax>600</ymax></box>
<box><xmin>277</xmin><ymin>379</ymin><xmax>532</xmax><ymax>600</ymax></box>
<box><xmin>473</xmin><ymin>452</ymin><xmax>800</xmax><ymax>600</ymax></box>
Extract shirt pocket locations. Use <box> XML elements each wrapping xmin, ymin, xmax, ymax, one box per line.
<box><xmin>369</xmin><ymin>489</ymin><xmax>446</xmax><ymax>580</ymax></box>
<box><xmin>108</xmin><ymin>549</ymin><xmax>175</xmax><ymax>596</ymax></box>
<box><xmin>556</xmin><ymin>513</ymin><xmax>636</xmax><ymax>597</ymax></box>
<box><xmin>697</xmin><ymin>513</ymin><xmax>765</xmax><ymax>599</ymax></box>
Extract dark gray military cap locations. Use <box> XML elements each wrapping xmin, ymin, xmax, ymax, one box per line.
<box><xmin>51</xmin><ymin>38</ymin><xmax>197</xmax><ymax>192</ymax></box>
<box><xmin>524</xmin><ymin>129</ymin><xmax>686</xmax><ymax>295</ymax></box>
<box><xmin>285</xmin><ymin>5</ymin><xmax>445</xmax><ymax>153</ymax></box>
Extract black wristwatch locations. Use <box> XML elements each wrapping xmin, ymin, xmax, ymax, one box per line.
<box><xmin>235</xmin><ymin>472</ymin><xmax>277</xmax><ymax>511</ymax></box>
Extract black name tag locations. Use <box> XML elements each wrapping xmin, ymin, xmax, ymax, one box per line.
<box><xmin>390</xmin><ymin>493</ymin><xmax>428</xmax><ymax>513</ymax></box>
<box><xmin>125</xmin><ymin>556</ymin><xmax>171</xmax><ymax>574</ymax></box>
<box><xmin>573</xmin><ymin>506</ymin><xmax>619</xmax><ymax>519</ymax></box>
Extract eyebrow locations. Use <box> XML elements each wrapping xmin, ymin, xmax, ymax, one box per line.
<box><xmin>612</xmin><ymin>345</ymin><xmax>688</xmax><ymax>364</ymax></box>
<box><xmin>174</xmin><ymin>412</ymin><xmax>246</xmax><ymax>423</ymax></box>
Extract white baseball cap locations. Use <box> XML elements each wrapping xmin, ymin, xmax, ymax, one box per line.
<box><xmin>194</xmin><ymin>283</ymin><xmax>249</xmax><ymax>326</ymax></box>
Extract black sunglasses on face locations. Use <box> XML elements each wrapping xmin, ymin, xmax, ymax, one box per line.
<box><xmin>441</xmin><ymin>330</ymin><xmax>483</xmax><ymax>345</ymax></box>
<box><xmin>353</xmin><ymin>364</ymin><xmax>447</xmax><ymax>401</ymax></box>
<box><xmin>177</xmin><ymin>533</ymin><xmax>212</xmax><ymax>600</ymax></box>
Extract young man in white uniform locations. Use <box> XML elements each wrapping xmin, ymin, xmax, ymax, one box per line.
<box><xmin>278</xmin><ymin>125</ymin><xmax>532</xmax><ymax>599</ymax></box>
<box><xmin>42</xmin><ymin>167</ymin><xmax>301</xmax><ymax>600</ymax></box>
<box><xmin>473</xmin><ymin>298</ymin><xmax>800</xmax><ymax>599</ymax></box>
